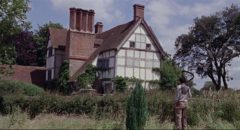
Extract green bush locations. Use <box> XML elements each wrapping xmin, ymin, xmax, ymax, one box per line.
<box><xmin>77</xmin><ymin>65</ymin><xmax>97</xmax><ymax>89</ymax></box>
<box><xmin>152</xmin><ymin>59</ymin><xmax>182</xmax><ymax>90</ymax></box>
<box><xmin>0</xmin><ymin>80</ymin><xmax>44</xmax><ymax>96</ymax></box>
<box><xmin>114</xmin><ymin>76</ymin><xmax>127</xmax><ymax>92</ymax></box>
<box><xmin>57</xmin><ymin>61</ymin><xmax>71</xmax><ymax>94</ymax></box>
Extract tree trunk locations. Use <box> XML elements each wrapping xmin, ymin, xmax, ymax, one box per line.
<box><xmin>222</xmin><ymin>66</ymin><xmax>228</xmax><ymax>89</ymax></box>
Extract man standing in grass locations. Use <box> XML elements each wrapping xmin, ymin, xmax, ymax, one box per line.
<box><xmin>174</xmin><ymin>76</ymin><xmax>192</xmax><ymax>130</ymax></box>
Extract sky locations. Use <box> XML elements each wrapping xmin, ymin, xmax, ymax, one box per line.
<box><xmin>27</xmin><ymin>0</ymin><xmax>240</xmax><ymax>89</ymax></box>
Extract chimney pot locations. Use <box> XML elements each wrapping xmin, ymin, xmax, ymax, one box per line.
<box><xmin>133</xmin><ymin>4</ymin><xmax>144</xmax><ymax>21</ymax></box>
<box><xmin>95</xmin><ymin>22</ymin><xmax>103</xmax><ymax>34</ymax></box>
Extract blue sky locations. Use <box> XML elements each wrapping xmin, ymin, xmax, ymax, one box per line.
<box><xmin>27</xmin><ymin>0</ymin><xmax>240</xmax><ymax>89</ymax></box>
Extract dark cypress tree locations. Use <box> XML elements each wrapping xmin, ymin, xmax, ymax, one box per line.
<box><xmin>126</xmin><ymin>82</ymin><xmax>148</xmax><ymax>130</ymax></box>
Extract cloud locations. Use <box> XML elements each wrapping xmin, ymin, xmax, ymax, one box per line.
<box><xmin>50</xmin><ymin>0</ymin><xmax>125</xmax><ymax>24</ymax></box>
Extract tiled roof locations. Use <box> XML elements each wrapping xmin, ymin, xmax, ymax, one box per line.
<box><xmin>96</xmin><ymin>20</ymin><xmax>138</xmax><ymax>52</ymax></box>
<box><xmin>49</xmin><ymin>27</ymin><xmax>68</xmax><ymax>48</ymax></box>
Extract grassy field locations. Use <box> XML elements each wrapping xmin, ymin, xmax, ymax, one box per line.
<box><xmin>0</xmin><ymin>112</ymin><xmax>239</xmax><ymax>129</ymax></box>
<box><xmin>0</xmin><ymin>112</ymin><xmax>174</xmax><ymax>129</ymax></box>
<box><xmin>1</xmin><ymin>86</ymin><xmax>240</xmax><ymax>129</ymax></box>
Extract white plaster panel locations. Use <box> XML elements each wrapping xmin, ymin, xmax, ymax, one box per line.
<box><xmin>140</xmin><ymin>51</ymin><xmax>145</xmax><ymax>58</ymax></box>
<box><xmin>140</xmin><ymin>60</ymin><xmax>145</xmax><ymax>67</ymax></box>
<box><xmin>134</xmin><ymin>68</ymin><xmax>140</xmax><ymax>78</ymax></box>
<box><xmin>51</xmin><ymin>69</ymin><xmax>54</xmax><ymax>79</ymax></box>
<box><xmin>140</xmin><ymin>43</ymin><xmax>145</xmax><ymax>49</ymax></box>
<box><xmin>146</xmin><ymin>36</ymin><xmax>151</xmax><ymax>44</ymax></box>
<box><xmin>135</xmin><ymin>26</ymin><xmax>141</xmax><ymax>33</ymax></box>
<box><xmin>134</xmin><ymin>59</ymin><xmax>140</xmax><ymax>67</ymax></box>
<box><xmin>129</xmin><ymin>35</ymin><xmax>135</xmax><ymax>41</ymax></box>
<box><xmin>140</xmin><ymin>26</ymin><xmax>147</xmax><ymax>35</ymax></box>
<box><xmin>146</xmin><ymin>60</ymin><xmax>153</xmax><ymax>68</ymax></box>
<box><xmin>135</xmin><ymin>34</ymin><xmax>141</xmax><ymax>42</ymax></box>
<box><xmin>127</xmin><ymin>50</ymin><xmax>134</xmax><ymax>57</ymax></box>
<box><xmin>153</xmin><ymin>73</ymin><xmax>159</xmax><ymax>80</ymax></box>
<box><xmin>126</xmin><ymin>58</ymin><xmax>133</xmax><ymax>66</ymax></box>
<box><xmin>134</xmin><ymin>51</ymin><xmax>140</xmax><ymax>58</ymax></box>
<box><xmin>123</xmin><ymin>41</ymin><xmax>129</xmax><ymax>48</ymax></box>
<box><xmin>135</xmin><ymin>42</ymin><xmax>141</xmax><ymax>48</ymax></box>
<box><xmin>146</xmin><ymin>69</ymin><xmax>152</xmax><ymax>80</ymax></box>
<box><xmin>140</xmin><ymin>35</ymin><xmax>146</xmax><ymax>42</ymax></box>
<box><xmin>117</xmin><ymin>57</ymin><xmax>125</xmax><ymax>66</ymax></box>
<box><xmin>117</xmin><ymin>49</ymin><xmax>125</xmax><ymax>57</ymax></box>
<box><xmin>140</xmin><ymin>68</ymin><xmax>145</xmax><ymax>80</ymax></box>
<box><xmin>46</xmin><ymin>56</ymin><xmax>54</xmax><ymax>68</ymax></box>
<box><xmin>153</xmin><ymin>61</ymin><xmax>160</xmax><ymax>68</ymax></box>
<box><xmin>126</xmin><ymin>67</ymin><xmax>133</xmax><ymax>77</ymax></box>
<box><xmin>116</xmin><ymin>67</ymin><xmax>125</xmax><ymax>77</ymax></box>
<box><xmin>146</xmin><ymin>52</ymin><xmax>153</xmax><ymax>59</ymax></box>
<box><xmin>92</xmin><ymin>56</ymin><xmax>98</xmax><ymax>66</ymax></box>
<box><xmin>153</xmin><ymin>53</ymin><xmax>158</xmax><ymax>60</ymax></box>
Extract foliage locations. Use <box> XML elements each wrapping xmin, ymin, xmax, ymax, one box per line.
<box><xmin>114</xmin><ymin>76</ymin><xmax>127</xmax><ymax>92</ymax></box>
<box><xmin>33</xmin><ymin>21</ymin><xmax>63</xmax><ymax>66</ymax></box>
<box><xmin>0</xmin><ymin>80</ymin><xmax>44</xmax><ymax>96</ymax></box>
<box><xmin>152</xmin><ymin>59</ymin><xmax>182</xmax><ymax>90</ymax></box>
<box><xmin>77</xmin><ymin>64</ymin><xmax>97</xmax><ymax>89</ymax></box>
<box><xmin>15</xmin><ymin>31</ymin><xmax>37</xmax><ymax>65</ymax></box>
<box><xmin>126</xmin><ymin>82</ymin><xmax>148</xmax><ymax>130</ymax></box>
<box><xmin>56</xmin><ymin>60</ymin><xmax>70</xmax><ymax>94</ymax></box>
<box><xmin>0</xmin><ymin>0</ymin><xmax>30</xmax><ymax>78</ymax></box>
<box><xmin>174</xmin><ymin>5</ymin><xmax>240</xmax><ymax>90</ymax></box>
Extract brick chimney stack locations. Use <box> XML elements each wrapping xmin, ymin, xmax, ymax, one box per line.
<box><xmin>133</xmin><ymin>4</ymin><xmax>144</xmax><ymax>21</ymax></box>
<box><xmin>95</xmin><ymin>22</ymin><xmax>103</xmax><ymax>34</ymax></box>
<box><xmin>69</xmin><ymin>8</ymin><xmax>95</xmax><ymax>33</ymax></box>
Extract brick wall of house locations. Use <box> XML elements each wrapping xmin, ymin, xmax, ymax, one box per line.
<box><xmin>3</xmin><ymin>65</ymin><xmax>46</xmax><ymax>87</ymax></box>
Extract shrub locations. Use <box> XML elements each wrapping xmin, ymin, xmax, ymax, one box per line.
<box><xmin>0</xmin><ymin>80</ymin><xmax>44</xmax><ymax>96</ymax></box>
<box><xmin>77</xmin><ymin>65</ymin><xmax>97</xmax><ymax>89</ymax></box>
<box><xmin>56</xmin><ymin>61</ymin><xmax>71</xmax><ymax>94</ymax></box>
<box><xmin>114</xmin><ymin>76</ymin><xmax>127</xmax><ymax>92</ymax></box>
<box><xmin>152</xmin><ymin>59</ymin><xmax>182</xmax><ymax>90</ymax></box>
<box><xmin>126</xmin><ymin>82</ymin><xmax>148</xmax><ymax>130</ymax></box>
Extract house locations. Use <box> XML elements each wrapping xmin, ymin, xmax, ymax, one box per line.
<box><xmin>46</xmin><ymin>4</ymin><xmax>167</xmax><ymax>90</ymax></box>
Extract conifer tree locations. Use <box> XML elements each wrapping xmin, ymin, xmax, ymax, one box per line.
<box><xmin>126</xmin><ymin>82</ymin><xmax>148</xmax><ymax>130</ymax></box>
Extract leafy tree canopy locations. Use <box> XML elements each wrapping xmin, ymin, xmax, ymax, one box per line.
<box><xmin>174</xmin><ymin>5</ymin><xmax>240</xmax><ymax>90</ymax></box>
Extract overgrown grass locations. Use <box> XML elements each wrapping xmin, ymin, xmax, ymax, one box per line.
<box><xmin>1</xmin><ymin>88</ymin><xmax>240</xmax><ymax>129</ymax></box>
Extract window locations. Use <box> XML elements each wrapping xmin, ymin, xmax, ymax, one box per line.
<box><xmin>130</xmin><ymin>41</ymin><xmax>135</xmax><ymax>48</ymax></box>
<box><xmin>47</xmin><ymin>70</ymin><xmax>52</xmax><ymax>80</ymax></box>
<box><xmin>94</xmin><ymin>43</ymin><xmax>100</xmax><ymax>48</ymax></box>
<box><xmin>48</xmin><ymin>47</ymin><xmax>53</xmax><ymax>57</ymax></box>
<box><xmin>97</xmin><ymin>59</ymin><xmax>109</xmax><ymax>69</ymax></box>
<box><xmin>146</xmin><ymin>44</ymin><xmax>151</xmax><ymax>50</ymax></box>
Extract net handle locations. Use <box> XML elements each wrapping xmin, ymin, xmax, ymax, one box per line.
<box><xmin>182</xmin><ymin>70</ymin><xmax>194</xmax><ymax>82</ymax></box>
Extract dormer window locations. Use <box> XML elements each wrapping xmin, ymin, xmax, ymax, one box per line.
<box><xmin>146</xmin><ymin>44</ymin><xmax>151</xmax><ymax>50</ymax></box>
<box><xmin>130</xmin><ymin>41</ymin><xmax>135</xmax><ymax>48</ymax></box>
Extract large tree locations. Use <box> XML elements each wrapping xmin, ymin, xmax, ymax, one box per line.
<box><xmin>0</xmin><ymin>0</ymin><xmax>30</xmax><ymax>64</ymax></box>
<box><xmin>0</xmin><ymin>0</ymin><xmax>30</xmax><ymax>78</ymax></box>
<box><xmin>174</xmin><ymin>5</ymin><xmax>240</xmax><ymax>90</ymax></box>
<box><xmin>34</xmin><ymin>22</ymin><xmax>63</xmax><ymax>66</ymax></box>
<box><xmin>15</xmin><ymin>31</ymin><xmax>37</xmax><ymax>65</ymax></box>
